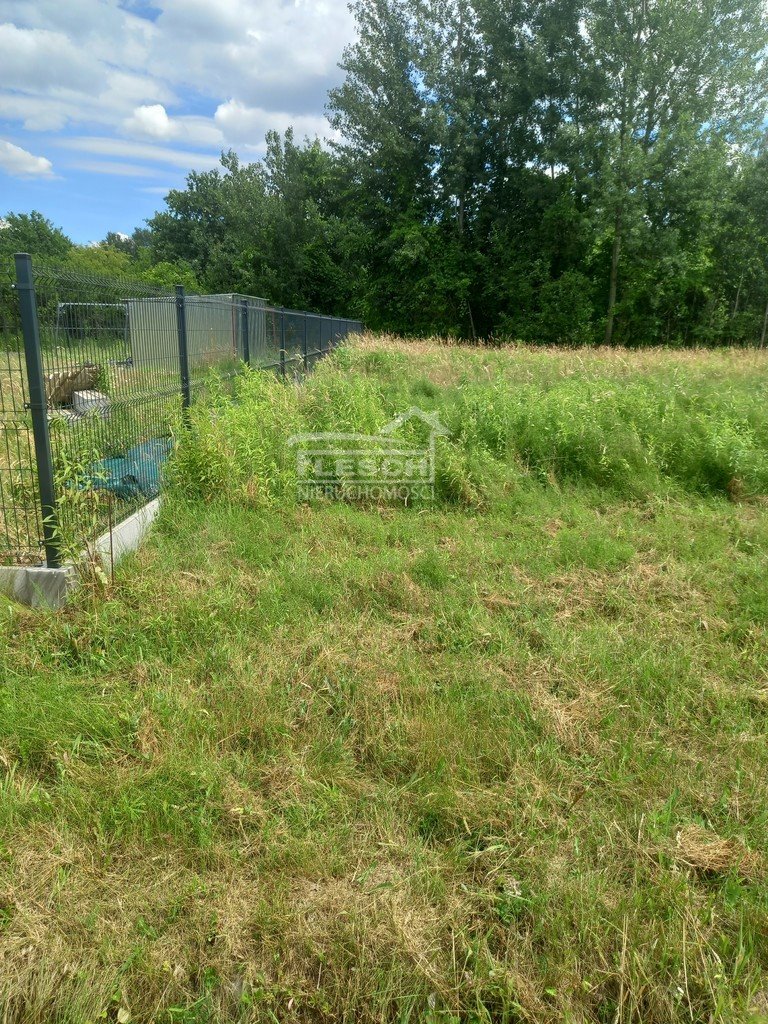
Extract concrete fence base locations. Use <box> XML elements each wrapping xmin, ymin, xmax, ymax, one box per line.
<box><xmin>0</xmin><ymin>498</ymin><xmax>161</xmax><ymax>610</ymax></box>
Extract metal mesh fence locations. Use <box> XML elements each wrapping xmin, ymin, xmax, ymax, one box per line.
<box><xmin>0</xmin><ymin>257</ymin><xmax>363</xmax><ymax>568</ymax></box>
<box><xmin>0</xmin><ymin>260</ymin><xmax>44</xmax><ymax>564</ymax></box>
<box><xmin>31</xmin><ymin>265</ymin><xmax>180</xmax><ymax>566</ymax></box>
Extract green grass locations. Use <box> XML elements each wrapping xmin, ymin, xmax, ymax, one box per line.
<box><xmin>1</xmin><ymin>338</ymin><xmax>768</xmax><ymax>1023</ymax></box>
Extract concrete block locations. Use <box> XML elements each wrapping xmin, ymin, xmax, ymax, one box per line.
<box><xmin>92</xmin><ymin>498</ymin><xmax>160</xmax><ymax>565</ymax></box>
<box><xmin>0</xmin><ymin>564</ymin><xmax>77</xmax><ymax>610</ymax></box>
<box><xmin>73</xmin><ymin>389</ymin><xmax>110</xmax><ymax>417</ymax></box>
<box><xmin>0</xmin><ymin>497</ymin><xmax>161</xmax><ymax>610</ymax></box>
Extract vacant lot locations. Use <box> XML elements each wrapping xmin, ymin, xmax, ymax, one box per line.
<box><xmin>1</xmin><ymin>338</ymin><xmax>767</xmax><ymax>1023</ymax></box>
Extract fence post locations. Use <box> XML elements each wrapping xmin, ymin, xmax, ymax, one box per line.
<box><xmin>303</xmin><ymin>313</ymin><xmax>309</xmax><ymax>373</ymax></box>
<box><xmin>279</xmin><ymin>307</ymin><xmax>286</xmax><ymax>378</ymax></box>
<box><xmin>14</xmin><ymin>253</ymin><xmax>61</xmax><ymax>569</ymax></box>
<box><xmin>175</xmin><ymin>285</ymin><xmax>191</xmax><ymax>410</ymax></box>
<box><xmin>240</xmin><ymin>298</ymin><xmax>250</xmax><ymax>367</ymax></box>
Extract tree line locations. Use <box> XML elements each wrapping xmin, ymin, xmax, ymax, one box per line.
<box><xmin>4</xmin><ymin>0</ymin><xmax>768</xmax><ymax>345</ymax></box>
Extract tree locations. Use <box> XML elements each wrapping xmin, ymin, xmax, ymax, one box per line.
<box><xmin>102</xmin><ymin>231</ymin><xmax>138</xmax><ymax>257</ymax></box>
<box><xmin>66</xmin><ymin>245</ymin><xmax>134</xmax><ymax>277</ymax></box>
<box><xmin>574</xmin><ymin>0</ymin><xmax>768</xmax><ymax>344</ymax></box>
<box><xmin>0</xmin><ymin>211</ymin><xmax>72</xmax><ymax>261</ymax></box>
<box><xmin>147</xmin><ymin>143</ymin><xmax>364</xmax><ymax>314</ymax></box>
<box><xmin>327</xmin><ymin>0</ymin><xmax>594</xmax><ymax>336</ymax></box>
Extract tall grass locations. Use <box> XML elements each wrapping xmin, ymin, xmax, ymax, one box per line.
<box><xmin>170</xmin><ymin>342</ymin><xmax>768</xmax><ymax>505</ymax></box>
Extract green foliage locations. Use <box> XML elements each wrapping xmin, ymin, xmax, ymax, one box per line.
<box><xmin>168</xmin><ymin>371</ymin><xmax>303</xmax><ymax>504</ymax></box>
<box><xmin>536</xmin><ymin>271</ymin><xmax>595</xmax><ymax>346</ymax></box>
<box><xmin>146</xmin><ymin>139</ymin><xmax>364</xmax><ymax>314</ymax></box>
<box><xmin>65</xmin><ymin>245</ymin><xmax>134</xmax><ymax>278</ymax></box>
<box><xmin>138</xmin><ymin>258</ymin><xmax>200</xmax><ymax>293</ymax></box>
<box><xmin>0</xmin><ymin>211</ymin><xmax>72</xmax><ymax>261</ymax></box>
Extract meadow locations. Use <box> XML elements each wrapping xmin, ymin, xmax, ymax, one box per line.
<box><xmin>1</xmin><ymin>337</ymin><xmax>767</xmax><ymax>1024</ymax></box>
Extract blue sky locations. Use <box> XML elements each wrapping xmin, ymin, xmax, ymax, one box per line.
<box><xmin>0</xmin><ymin>0</ymin><xmax>355</xmax><ymax>243</ymax></box>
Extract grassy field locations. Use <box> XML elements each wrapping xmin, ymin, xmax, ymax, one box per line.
<box><xmin>1</xmin><ymin>337</ymin><xmax>768</xmax><ymax>1023</ymax></box>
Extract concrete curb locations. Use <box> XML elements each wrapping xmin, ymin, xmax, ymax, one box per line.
<box><xmin>0</xmin><ymin>498</ymin><xmax>161</xmax><ymax>610</ymax></box>
<box><xmin>0</xmin><ymin>563</ymin><xmax>77</xmax><ymax>609</ymax></box>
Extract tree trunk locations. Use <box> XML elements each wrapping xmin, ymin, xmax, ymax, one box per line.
<box><xmin>732</xmin><ymin>272</ymin><xmax>744</xmax><ymax>319</ymax></box>
<box><xmin>456</xmin><ymin>3</ymin><xmax>465</xmax><ymax>238</ymax></box>
<box><xmin>760</xmin><ymin>296</ymin><xmax>768</xmax><ymax>348</ymax></box>
<box><xmin>604</xmin><ymin>207</ymin><xmax>623</xmax><ymax>346</ymax></box>
<box><xmin>467</xmin><ymin>300</ymin><xmax>477</xmax><ymax>343</ymax></box>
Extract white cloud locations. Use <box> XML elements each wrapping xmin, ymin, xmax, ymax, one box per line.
<box><xmin>123</xmin><ymin>104</ymin><xmax>224</xmax><ymax>146</ymax></box>
<box><xmin>0</xmin><ymin>0</ymin><xmax>356</xmax><ymax>180</ymax></box>
<box><xmin>66</xmin><ymin>159</ymin><xmax>160</xmax><ymax>177</ymax></box>
<box><xmin>0</xmin><ymin>72</ymin><xmax>174</xmax><ymax>134</ymax></box>
<box><xmin>124</xmin><ymin>104</ymin><xmax>173</xmax><ymax>139</ymax></box>
<box><xmin>0</xmin><ymin>23</ymin><xmax>102</xmax><ymax>93</ymax></box>
<box><xmin>0</xmin><ymin>138</ymin><xmax>54</xmax><ymax>177</ymax></box>
<box><xmin>58</xmin><ymin>136</ymin><xmax>222</xmax><ymax>170</ymax></box>
<box><xmin>0</xmin><ymin>92</ymin><xmax>71</xmax><ymax>131</ymax></box>
<box><xmin>214</xmin><ymin>99</ymin><xmax>332</xmax><ymax>146</ymax></box>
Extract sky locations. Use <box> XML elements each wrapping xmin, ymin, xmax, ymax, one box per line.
<box><xmin>0</xmin><ymin>0</ymin><xmax>356</xmax><ymax>243</ymax></box>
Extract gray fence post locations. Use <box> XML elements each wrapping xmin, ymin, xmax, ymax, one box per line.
<box><xmin>240</xmin><ymin>298</ymin><xmax>250</xmax><ymax>366</ymax></box>
<box><xmin>14</xmin><ymin>253</ymin><xmax>61</xmax><ymax>569</ymax></box>
<box><xmin>279</xmin><ymin>308</ymin><xmax>286</xmax><ymax>377</ymax></box>
<box><xmin>303</xmin><ymin>313</ymin><xmax>309</xmax><ymax>373</ymax></box>
<box><xmin>175</xmin><ymin>285</ymin><xmax>191</xmax><ymax>409</ymax></box>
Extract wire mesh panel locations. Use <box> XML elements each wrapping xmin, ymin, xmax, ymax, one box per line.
<box><xmin>283</xmin><ymin>311</ymin><xmax>306</xmax><ymax>375</ymax></box>
<box><xmin>238</xmin><ymin>298</ymin><xmax>266</xmax><ymax>366</ymax></box>
<box><xmin>306</xmin><ymin>314</ymin><xmax>324</xmax><ymax>367</ymax></box>
<box><xmin>184</xmin><ymin>294</ymin><xmax>242</xmax><ymax>406</ymax></box>
<box><xmin>262</xmin><ymin>308</ymin><xmax>284</xmax><ymax>373</ymax></box>
<box><xmin>320</xmin><ymin>317</ymin><xmax>333</xmax><ymax>354</ymax></box>
<box><xmin>31</xmin><ymin>265</ymin><xmax>179</xmax><ymax>557</ymax></box>
<box><xmin>0</xmin><ymin>259</ymin><xmax>44</xmax><ymax>564</ymax></box>
<box><xmin>337</xmin><ymin>319</ymin><xmax>364</xmax><ymax>345</ymax></box>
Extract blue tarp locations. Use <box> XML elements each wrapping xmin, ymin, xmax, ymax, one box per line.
<box><xmin>91</xmin><ymin>438</ymin><xmax>172</xmax><ymax>500</ymax></box>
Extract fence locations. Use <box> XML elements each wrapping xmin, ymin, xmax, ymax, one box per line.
<box><xmin>0</xmin><ymin>255</ymin><xmax>363</xmax><ymax>569</ymax></box>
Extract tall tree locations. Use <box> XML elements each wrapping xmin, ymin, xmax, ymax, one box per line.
<box><xmin>575</xmin><ymin>0</ymin><xmax>768</xmax><ymax>343</ymax></box>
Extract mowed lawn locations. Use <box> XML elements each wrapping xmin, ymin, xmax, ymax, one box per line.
<box><xmin>1</xmin><ymin>339</ymin><xmax>768</xmax><ymax>1024</ymax></box>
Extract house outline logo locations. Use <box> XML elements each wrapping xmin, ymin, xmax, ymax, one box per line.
<box><xmin>288</xmin><ymin>407</ymin><xmax>449</xmax><ymax>500</ymax></box>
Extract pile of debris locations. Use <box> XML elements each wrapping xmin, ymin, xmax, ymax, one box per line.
<box><xmin>45</xmin><ymin>365</ymin><xmax>110</xmax><ymax>421</ymax></box>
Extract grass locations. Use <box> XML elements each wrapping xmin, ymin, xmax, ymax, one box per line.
<box><xmin>1</xmin><ymin>337</ymin><xmax>768</xmax><ymax>1023</ymax></box>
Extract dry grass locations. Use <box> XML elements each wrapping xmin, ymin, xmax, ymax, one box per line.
<box><xmin>354</xmin><ymin>332</ymin><xmax>768</xmax><ymax>382</ymax></box>
<box><xmin>674</xmin><ymin>825</ymin><xmax>765</xmax><ymax>882</ymax></box>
